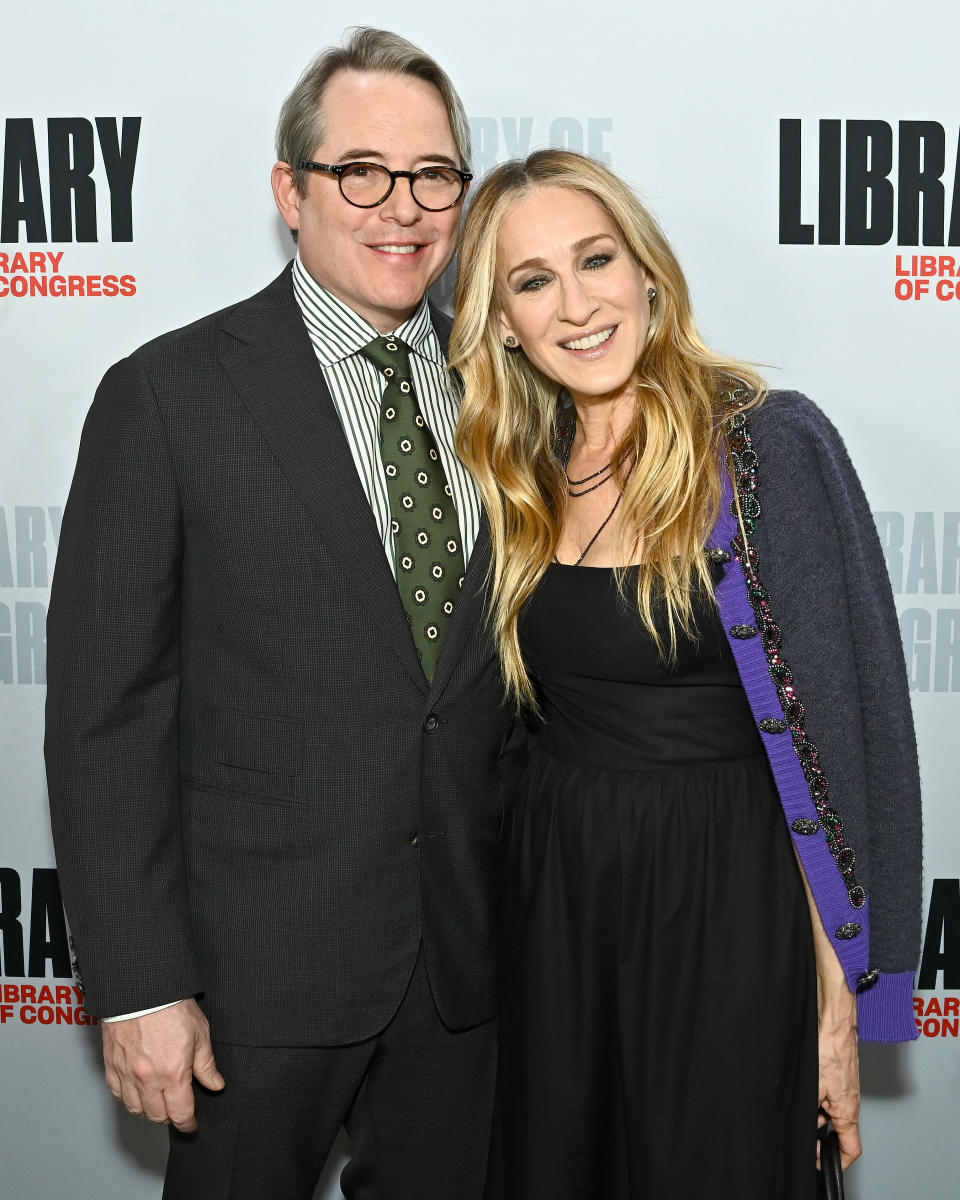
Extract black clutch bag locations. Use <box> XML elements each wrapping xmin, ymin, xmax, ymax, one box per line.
<box><xmin>817</xmin><ymin>1126</ymin><xmax>845</xmax><ymax>1200</ymax></box>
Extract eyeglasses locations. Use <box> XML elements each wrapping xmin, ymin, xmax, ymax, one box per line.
<box><xmin>299</xmin><ymin>160</ymin><xmax>473</xmax><ymax>212</ymax></box>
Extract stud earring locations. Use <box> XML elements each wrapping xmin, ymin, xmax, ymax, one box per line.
<box><xmin>504</xmin><ymin>336</ymin><xmax>517</xmax><ymax>347</ymax></box>
<box><xmin>647</xmin><ymin>287</ymin><xmax>657</xmax><ymax>303</ymax></box>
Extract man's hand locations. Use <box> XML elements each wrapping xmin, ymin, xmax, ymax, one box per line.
<box><xmin>102</xmin><ymin>999</ymin><xmax>225</xmax><ymax>1131</ymax></box>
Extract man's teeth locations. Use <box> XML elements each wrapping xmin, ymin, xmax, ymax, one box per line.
<box><xmin>562</xmin><ymin>328</ymin><xmax>614</xmax><ymax>351</ymax></box>
<box><xmin>375</xmin><ymin>244</ymin><xmax>419</xmax><ymax>254</ymax></box>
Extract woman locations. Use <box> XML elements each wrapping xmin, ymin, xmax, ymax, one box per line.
<box><xmin>450</xmin><ymin>150</ymin><xmax>921</xmax><ymax>1199</ymax></box>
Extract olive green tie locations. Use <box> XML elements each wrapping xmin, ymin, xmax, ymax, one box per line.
<box><xmin>359</xmin><ymin>335</ymin><xmax>464</xmax><ymax>681</ymax></box>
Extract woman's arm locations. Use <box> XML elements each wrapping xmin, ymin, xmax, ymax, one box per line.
<box><xmin>796</xmin><ymin>849</ymin><xmax>862</xmax><ymax>1170</ymax></box>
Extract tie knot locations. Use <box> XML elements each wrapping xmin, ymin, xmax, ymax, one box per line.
<box><xmin>360</xmin><ymin>336</ymin><xmax>412</xmax><ymax>379</ymax></box>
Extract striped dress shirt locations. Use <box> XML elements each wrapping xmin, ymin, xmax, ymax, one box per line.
<box><xmin>291</xmin><ymin>254</ymin><xmax>481</xmax><ymax>573</ymax></box>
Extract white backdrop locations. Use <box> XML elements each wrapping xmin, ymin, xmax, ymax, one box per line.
<box><xmin>2</xmin><ymin>2</ymin><xmax>958</xmax><ymax>1196</ymax></box>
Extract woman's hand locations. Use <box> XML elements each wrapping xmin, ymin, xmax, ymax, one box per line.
<box><xmin>817</xmin><ymin>983</ymin><xmax>862</xmax><ymax>1169</ymax></box>
<box><xmin>794</xmin><ymin>848</ymin><xmax>862</xmax><ymax>1171</ymax></box>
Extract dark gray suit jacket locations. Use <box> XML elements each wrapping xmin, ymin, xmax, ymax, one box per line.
<box><xmin>45</xmin><ymin>264</ymin><xmax>510</xmax><ymax>1045</ymax></box>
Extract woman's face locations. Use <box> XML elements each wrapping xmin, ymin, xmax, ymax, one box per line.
<box><xmin>496</xmin><ymin>186</ymin><xmax>654</xmax><ymax>406</ymax></box>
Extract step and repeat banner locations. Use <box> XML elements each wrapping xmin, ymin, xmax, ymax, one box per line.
<box><xmin>2</xmin><ymin>2</ymin><xmax>958</xmax><ymax>1196</ymax></box>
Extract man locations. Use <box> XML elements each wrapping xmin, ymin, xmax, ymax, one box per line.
<box><xmin>46</xmin><ymin>29</ymin><xmax>510</xmax><ymax>1200</ymax></box>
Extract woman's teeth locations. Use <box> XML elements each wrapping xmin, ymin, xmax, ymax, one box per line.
<box><xmin>562</xmin><ymin>327</ymin><xmax>614</xmax><ymax>351</ymax></box>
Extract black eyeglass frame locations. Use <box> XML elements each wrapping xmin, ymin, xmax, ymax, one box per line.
<box><xmin>299</xmin><ymin>160</ymin><xmax>473</xmax><ymax>211</ymax></box>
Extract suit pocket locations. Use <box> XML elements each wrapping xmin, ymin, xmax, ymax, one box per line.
<box><xmin>199</xmin><ymin>708</ymin><xmax>304</xmax><ymax>777</ymax></box>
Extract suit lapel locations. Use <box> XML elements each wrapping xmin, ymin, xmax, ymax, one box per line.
<box><xmin>219</xmin><ymin>267</ymin><xmax>427</xmax><ymax>691</ymax></box>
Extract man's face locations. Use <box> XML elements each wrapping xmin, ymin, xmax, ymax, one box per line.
<box><xmin>273</xmin><ymin>69</ymin><xmax>465</xmax><ymax>333</ymax></box>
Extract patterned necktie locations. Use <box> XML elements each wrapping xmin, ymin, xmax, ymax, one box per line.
<box><xmin>359</xmin><ymin>335</ymin><xmax>465</xmax><ymax>681</ymax></box>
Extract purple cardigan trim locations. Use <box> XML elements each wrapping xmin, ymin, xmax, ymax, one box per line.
<box><xmin>710</xmin><ymin>474</ymin><xmax>882</xmax><ymax>1004</ymax></box>
<box><xmin>857</xmin><ymin>971</ymin><xmax>920</xmax><ymax>1042</ymax></box>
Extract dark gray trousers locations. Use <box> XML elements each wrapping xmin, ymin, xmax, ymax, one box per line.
<box><xmin>163</xmin><ymin>956</ymin><xmax>496</xmax><ymax>1200</ymax></box>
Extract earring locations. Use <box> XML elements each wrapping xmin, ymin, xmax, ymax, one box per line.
<box><xmin>647</xmin><ymin>287</ymin><xmax>657</xmax><ymax>303</ymax></box>
<box><xmin>504</xmin><ymin>336</ymin><xmax>517</xmax><ymax>347</ymax></box>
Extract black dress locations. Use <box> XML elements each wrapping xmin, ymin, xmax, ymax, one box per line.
<box><xmin>493</xmin><ymin>563</ymin><xmax>819</xmax><ymax>1200</ymax></box>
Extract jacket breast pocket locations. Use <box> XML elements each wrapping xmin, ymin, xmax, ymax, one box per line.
<box><xmin>188</xmin><ymin>708</ymin><xmax>305</xmax><ymax>803</ymax></box>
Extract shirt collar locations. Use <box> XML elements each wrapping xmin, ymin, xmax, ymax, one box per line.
<box><xmin>292</xmin><ymin>253</ymin><xmax>444</xmax><ymax>369</ymax></box>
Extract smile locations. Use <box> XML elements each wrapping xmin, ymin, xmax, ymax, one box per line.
<box><xmin>370</xmin><ymin>244</ymin><xmax>421</xmax><ymax>255</ymax></box>
<box><xmin>561</xmin><ymin>326</ymin><xmax>616</xmax><ymax>351</ymax></box>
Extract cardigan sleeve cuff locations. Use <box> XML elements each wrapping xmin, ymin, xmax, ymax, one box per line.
<box><xmin>856</xmin><ymin>970</ymin><xmax>920</xmax><ymax>1042</ymax></box>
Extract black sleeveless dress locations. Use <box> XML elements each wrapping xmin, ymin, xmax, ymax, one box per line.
<box><xmin>492</xmin><ymin>563</ymin><xmax>819</xmax><ymax>1200</ymax></box>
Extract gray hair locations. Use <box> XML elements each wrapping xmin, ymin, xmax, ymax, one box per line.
<box><xmin>276</xmin><ymin>27</ymin><xmax>471</xmax><ymax>195</ymax></box>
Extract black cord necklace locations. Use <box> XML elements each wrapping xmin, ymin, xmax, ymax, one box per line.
<box><xmin>559</xmin><ymin>493</ymin><xmax>623</xmax><ymax>566</ymax></box>
<box><xmin>566</xmin><ymin>461</ymin><xmax>612</xmax><ymax>486</ymax></box>
<box><xmin>566</xmin><ymin>466</ymin><xmax>613</xmax><ymax>498</ymax></box>
<box><xmin>555</xmin><ymin>410</ymin><xmax>623</xmax><ymax>565</ymax></box>
<box><xmin>561</xmin><ymin>413</ymin><xmax>613</xmax><ymax>496</ymax></box>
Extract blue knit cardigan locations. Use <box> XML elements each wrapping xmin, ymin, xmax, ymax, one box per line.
<box><xmin>711</xmin><ymin>389</ymin><xmax>921</xmax><ymax>1042</ymax></box>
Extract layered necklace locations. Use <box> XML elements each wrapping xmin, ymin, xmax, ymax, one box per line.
<box><xmin>555</xmin><ymin>413</ymin><xmax>623</xmax><ymax>567</ymax></box>
<box><xmin>566</xmin><ymin>460</ymin><xmax>614</xmax><ymax>497</ymax></box>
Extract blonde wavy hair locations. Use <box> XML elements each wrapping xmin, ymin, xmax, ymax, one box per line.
<box><xmin>450</xmin><ymin>149</ymin><xmax>766</xmax><ymax>708</ymax></box>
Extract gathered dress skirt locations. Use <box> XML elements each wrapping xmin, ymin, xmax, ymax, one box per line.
<box><xmin>491</xmin><ymin>563</ymin><xmax>819</xmax><ymax>1200</ymax></box>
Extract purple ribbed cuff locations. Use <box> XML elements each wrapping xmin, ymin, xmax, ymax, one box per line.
<box><xmin>856</xmin><ymin>970</ymin><xmax>920</xmax><ymax>1043</ymax></box>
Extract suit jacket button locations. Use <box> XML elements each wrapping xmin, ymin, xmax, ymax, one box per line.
<box><xmin>409</xmin><ymin>830</ymin><xmax>421</xmax><ymax>848</ymax></box>
<box><xmin>423</xmin><ymin>714</ymin><xmax>439</xmax><ymax>733</ymax></box>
